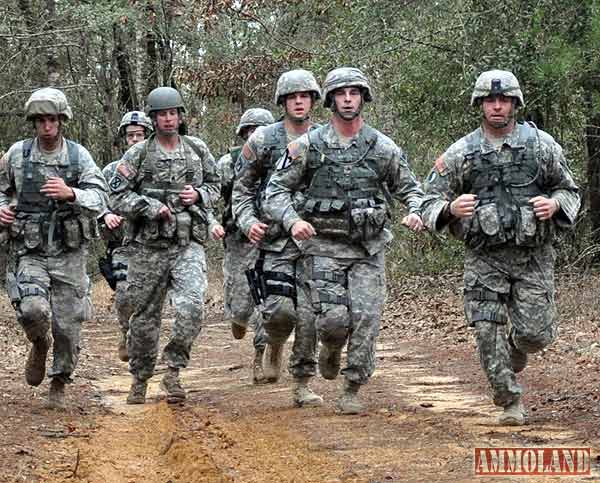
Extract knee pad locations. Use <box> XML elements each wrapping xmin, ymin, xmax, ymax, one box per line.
<box><xmin>262</xmin><ymin>297</ymin><xmax>296</xmax><ymax>343</ymax></box>
<box><xmin>19</xmin><ymin>296</ymin><xmax>51</xmax><ymax>341</ymax></box>
<box><xmin>317</xmin><ymin>305</ymin><xmax>349</xmax><ymax>347</ymax></box>
<box><xmin>512</xmin><ymin>328</ymin><xmax>554</xmax><ymax>353</ymax></box>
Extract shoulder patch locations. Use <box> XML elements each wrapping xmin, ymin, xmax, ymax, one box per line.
<box><xmin>117</xmin><ymin>163</ymin><xmax>134</xmax><ymax>180</ymax></box>
<box><xmin>109</xmin><ymin>174</ymin><xmax>126</xmax><ymax>191</ymax></box>
<box><xmin>434</xmin><ymin>155</ymin><xmax>448</xmax><ymax>176</ymax></box>
<box><xmin>241</xmin><ymin>143</ymin><xmax>255</xmax><ymax>162</ymax></box>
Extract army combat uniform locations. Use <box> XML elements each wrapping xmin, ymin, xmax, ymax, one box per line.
<box><xmin>232</xmin><ymin>120</ymin><xmax>319</xmax><ymax>381</ymax></box>
<box><xmin>217</xmin><ymin>148</ymin><xmax>266</xmax><ymax>351</ymax></box>
<box><xmin>0</xmin><ymin>137</ymin><xmax>108</xmax><ymax>385</ymax></box>
<box><xmin>109</xmin><ymin>133</ymin><xmax>219</xmax><ymax>389</ymax></box>
<box><xmin>421</xmin><ymin>121</ymin><xmax>580</xmax><ymax>408</ymax></box>
<box><xmin>266</xmin><ymin>122</ymin><xmax>424</xmax><ymax>390</ymax></box>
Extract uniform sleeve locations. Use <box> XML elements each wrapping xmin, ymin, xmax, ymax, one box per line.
<box><xmin>109</xmin><ymin>143</ymin><xmax>164</xmax><ymax>220</ymax></box>
<box><xmin>384</xmin><ymin>145</ymin><xmax>424</xmax><ymax>215</ymax></box>
<box><xmin>231</xmin><ymin>133</ymin><xmax>263</xmax><ymax>235</ymax></box>
<box><xmin>264</xmin><ymin>136</ymin><xmax>310</xmax><ymax>232</ymax></box>
<box><xmin>0</xmin><ymin>144</ymin><xmax>18</xmax><ymax>209</ymax></box>
<box><xmin>217</xmin><ymin>153</ymin><xmax>234</xmax><ymax>198</ymax></box>
<box><xmin>543</xmin><ymin>141</ymin><xmax>580</xmax><ymax>227</ymax></box>
<box><xmin>192</xmin><ymin>140</ymin><xmax>220</xmax><ymax>209</ymax></box>
<box><xmin>421</xmin><ymin>148</ymin><xmax>464</xmax><ymax>232</ymax></box>
<box><xmin>70</xmin><ymin>147</ymin><xmax>109</xmax><ymax>215</ymax></box>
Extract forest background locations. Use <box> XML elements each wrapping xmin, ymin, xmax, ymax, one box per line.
<box><xmin>1</xmin><ymin>0</ymin><xmax>599</xmax><ymax>278</ymax></box>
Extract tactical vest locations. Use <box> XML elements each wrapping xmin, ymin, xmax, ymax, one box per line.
<box><xmin>135</xmin><ymin>135</ymin><xmax>208</xmax><ymax>247</ymax></box>
<box><xmin>255</xmin><ymin>122</ymin><xmax>289</xmax><ymax>212</ymax></box>
<box><xmin>222</xmin><ymin>146</ymin><xmax>241</xmax><ymax>235</ymax></box>
<box><xmin>462</xmin><ymin>122</ymin><xmax>552</xmax><ymax>249</ymax></box>
<box><xmin>11</xmin><ymin>139</ymin><xmax>96</xmax><ymax>254</ymax></box>
<box><xmin>301</xmin><ymin>126</ymin><xmax>389</xmax><ymax>243</ymax></box>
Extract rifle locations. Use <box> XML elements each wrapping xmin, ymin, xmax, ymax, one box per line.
<box><xmin>245</xmin><ymin>267</ymin><xmax>266</xmax><ymax>307</ymax></box>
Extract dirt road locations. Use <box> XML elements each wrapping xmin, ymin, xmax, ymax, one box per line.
<box><xmin>1</xmin><ymin>271</ymin><xmax>599</xmax><ymax>482</ymax></box>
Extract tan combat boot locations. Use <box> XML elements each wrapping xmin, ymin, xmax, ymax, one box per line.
<box><xmin>126</xmin><ymin>378</ymin><xmax>148</xmax><ymax>405</ymax></box>
<box><xmin>318</xmin><ymin>344</ymin><xmax>342</xmax><ymax>380</ymax></box>
<box><xmin>25</xmin><ymin>334</ymin><xmax>51</xmax><ymax>386</ymax></box>
<box><xmin>262</xmin><ymin>342</ymin><xmax>284</xmax><ymax>382</ymax></box>
<box><xmin>252</xmin><ymin>347</ymin><xmax>267</xmax><ymax>384</ymax></box>
<box><xmin>231</xmin><ymin>322</ymin><xmax>247</xmax><ymax>340</ymax></box>
<box><xmin>292</xmin><ymin>377</ymin><xmax>323</xmax><ymax>408</ymax></box>
<box><xmin>117</xmin><ymin>333</ymin><xmax>129</xmax><ymax>362</ymax></box>
<box><xmin>160</xmin><ymin>367</ymin><xmax>186</xmax><ymax>403</ymax></box>
<box><xmin>336</xmin><ymin>380</ymin><xmax>364</xmax><ymax>415</ymax></box>
<box><xmin>46</xmin><ymin>378</ymin><xmax>66</xmax><ymax>410</ymax></box>
<box><xmin>498</xmin><ymin>397</ymin><xmax>526</xmax><ymax>426</ymax></box>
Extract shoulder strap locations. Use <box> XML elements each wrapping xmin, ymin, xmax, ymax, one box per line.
<box><xmin>65</xmin><ymin>140</ymin><xmax>80</xmax><ymax>185</ymax></box>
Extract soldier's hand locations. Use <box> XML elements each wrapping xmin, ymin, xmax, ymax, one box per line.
<box><xmin>157</xmin><ymin>205</ymin><xmax>173</xmax><ymax>222</ymax></box>
<box><xmin>0</xmin><ymin>206</ymin><xmax>15</xmax><ymax>226</ymax></box>
<box><xmin>401</xmin><ymin>213</ymin><xmax>424</xmax><ymax>232</ymax></box>
<box><xmin>211</xmin><ymin>224</ymin><xmax>225</xmax><ymax>240</ymax></box>
<box><xmin>248</xmin><ymin>222</ymin><xmax>268</xmax><ymax>243</ymax></box>
<box><xmin>291</xmin><ymin>220</ymin><xmax>316</xmax><ymax>241</ymax></box>
<box><xmin>104</xmin><ymin>213</ymin><xmax>123</xmax><ymax>230</ymax></box>
<box><xmin>180</xmin><ymin>185</ymin><xmax>199</xmax><ymax>206</ymax></box>
<box><xmin>40</xmin><ymin>177</ymin><xmax>75</xmax><ymax>201</ymax></box>
<box><xmin>450</xmin><ymin>194</ymin><xmax>477</xmax><ymax>218</ymax></box>
<box><xmin>529</xmin><ymin>196</ymin><xmax>559</xmax><ymax>221</ymax></box>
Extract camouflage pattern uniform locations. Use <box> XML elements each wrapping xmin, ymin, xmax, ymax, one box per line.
<box><xmin>100</xmin><ymin>161</ymin><xmax>134</xmax><ymax>342</ymax></box>
<box><xmin>110</xmin><ymin>131</ymin><xmax>219</xmax><ymax>383</ymax></box>
<box><xmin>0</xmin><ymin>88</ymin><xmax>108</xmax><ymax>393</ymax></box>
<box><xmin>232</xmin><ymin>71</ymin><xmax>322</xmax><ymax>390</ymax></box>
<box><xmin>266</xmin><ymin>123</ymin><xmax>423</xmax><ymax>384</ymax></box>
<box><xmin>421</xmin><ymin>70</ymin><xmax>580</xmax><ymax>422</ymax></box>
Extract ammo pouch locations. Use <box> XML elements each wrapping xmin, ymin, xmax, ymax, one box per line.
<box><xmin>349</xmin><ymin>198</ymin><xmax>387</xmax><ymax>243</ymax></box>
<box><xmin>465</xmin><ymin>203</ymin><xmax>506</xmax><ymax>249</ymax></box>
<box><xmin>515</xmin><ymin>205</ymin><xmax>553</xmax><ymax>247</ymax></box>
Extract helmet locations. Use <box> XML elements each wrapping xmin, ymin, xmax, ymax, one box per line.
<box><xmin>24</xmin><ymin>87</ymin><xmax>73</xmax><ymax>120</ymax></box>
<box><xmin>236</xmin><ymin>108</ymin><xmax>274</xmax><ymax>136</ymax></box>
<box><xmin>274</xmin><ymin>69</ymin><xmax>321</xmax><ymax>105</ymax></box>
<box><xmin>323</xmin><ymin>67</ymin><xmax>373</xmax><ymax>108</ymax></box>
<box><xmin>118</xmin><ymin>111</ymin><xmax>154</xmax><ymax>136</ymax></box>
<box><xmin>145</xmin><ymin>87</ymin><xmax>185</xmax><ymax>115</ymax></box>
<box><xmin>471</xmin><ymin>70</ymin><xmax>524</xmax><ymax>107</ymax></box>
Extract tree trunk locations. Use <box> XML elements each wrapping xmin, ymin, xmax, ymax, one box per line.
<box><xmin>113</xmin><ymin>23</ymin><xmax>138</xmax><ymax>110</ymax></box>
<box><xmin>586</xmin><ymin>111</ymin><xmax>600</xmax><ymax>243</ymax></box>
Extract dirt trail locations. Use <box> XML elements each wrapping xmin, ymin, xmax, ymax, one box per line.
<box><xmin>1</xmin><ymin>274</ymin><xmax>599</xmax><ymax>482</ymax></box>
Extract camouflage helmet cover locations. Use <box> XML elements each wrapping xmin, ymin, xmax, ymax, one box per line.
<box><xmin>236</xmin><ymin>108</ymin><xmax>274</xmax><ymax>136</ymax></box>
<box><xmin>24</xmin><ymin>87</ymin><xmax>73</xmax><ymax>120</ymax></box>
<box><xmin>323</xmin><ymin>67</ymin><xmax>373</xmax><ymax>108</ymax></box>
<box><xmin>118</xmin><ymin>110</ymin><xmax>154</xmax><ymax>136</ymax></box>
<box><xmin>145</xmin><ymin>86</ymin><xmax>185</xmax><ymax>115</ymax></box>
<box><xmin>471</xmin><ymin>69</ymin><xmax>524</xmax><ymax>107</ymax></box>
<box><xmin>274</xmin><ymin>69</ymin><xmax>321</xmax><ymax>105</ymax></box>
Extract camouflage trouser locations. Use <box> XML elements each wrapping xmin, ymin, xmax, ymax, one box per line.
<box><xmin>126</xmin><ymin>241</ymin><xmax>207</xmax><ymax>382</ymax></box>
<box><xmin>300</xmin><ymin>251</ymin><xmax>387</xmax><ymax>385</ymax></box>
<box><xmin>260</xmin><ymin>242</ymin><xmax>316</xmax><ymax>378</ymax></box>
<box><xmin>11</xmin><ymin>248</ymin><xmax>89</xmax><ymax>383</ymax></box>
<box><xmin>464</xmin><ymin>244</ymin><xmax>557</xmax><ymax>407</ymax></box>
<box><xmin>223</xmin><ymin>234</ymin><xmax>266</xmax><ymax>350</ymax></box>
<box><xmin>111</xmin><ymin>245</ymin><xmax>133</xmax><ymax>338</ymax></box>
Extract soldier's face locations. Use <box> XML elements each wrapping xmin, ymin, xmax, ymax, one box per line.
<box><xmin>155</xmin><ymin>108</ymin><xmax>181</xmax><ymax>135</ymax></box>
<box><xmin>34</xmin><ymin>114</ymin><xmax>61</xmax><ymax>141</ymax></box>
<box><xmin>125</xmin><ymin>125</ymin><xmax>146</xmax><ymax>146</ymax></box>
<box><xmin>482</xmin><ymin>95</ymin><xmax>515</xmax><ymax>129</ymax></box>
<box><xmin>241</xmin><ymin>126</ymin><xmax>257</xmax><ymax>141</ymax></box>
<box><xmin>284</xmin><ymin>92</ymin><xmax>313</xmax><ymax>121</ymax></box>
<box><xmin>333</xmin><ymin>87</ymin><xmax>363</xmax><ymax>120</ymax></box>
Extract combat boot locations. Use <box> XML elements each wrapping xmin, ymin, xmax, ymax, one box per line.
<box><xmin>160</xmin><ymin>367</ymin><xmax>186</xmax><ymax>403</ymax></box>
<box><xmin>231</xmin><ymin>322</ymin><xmax>247</xmax><ymax>340</ymax></box>
<box><xmin>46</xmin><ymin>378</ymin><xmax>66</xmax><ymax>410</ymax></box>
<box><xmin>318</xmin><ymin>344</ymin><xmax>342</xmax><ymax>380</ymax></box>
<box><xmin>262</xmin><ymin>342</ymin><xmax>284</xmax><ymax>382</ymax></box>
<box><xmin>498</xmin><ymin>397</ymin><xmax>526</xmax><ymax>426</ymax></box>
<box><xmin>336</xmin><ymin>380</ymin><xmax>364</xmax><ymax>415</ymax></box>
<box><xmin>126</xmin><ymin>378</ymin><xmax>147</xmax><ymax>405</ymax></box>
<box><xmin>509</xmin><ymin>338</ymin><xmax>527</xmax><ymax>373</ymax></box>
<box><xmin>117</xmin><ymin>333</ymin><xmax>129</xmax><ymax>362</ymax></box>
<box><xmin>252</xmin><ymin>347</ymin><xmax>267</xmax><ymax>384</ymax></box>
<box><xmin>25</xmin><ymin>333</ymin><xmax>51</xmax><ymax>386</ymax></box>
<box><xmin>292</xmin><ymin>377</ymin><xmax>323</xmax><ymax>408</ymax></box>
